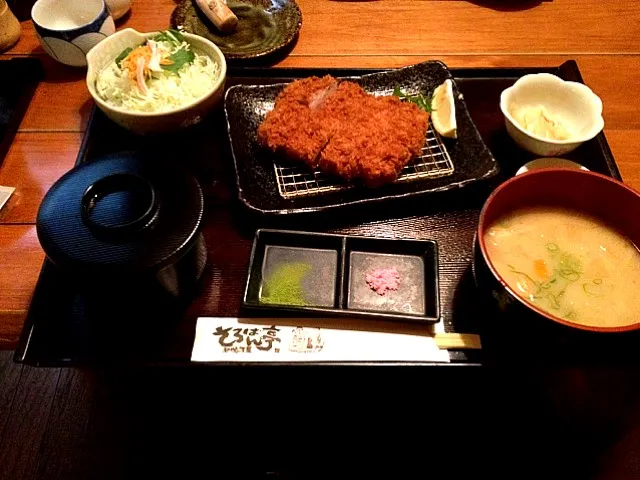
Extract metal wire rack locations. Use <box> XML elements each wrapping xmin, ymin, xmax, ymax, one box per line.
<box><xmin>274</xmin><ymin>122</ymin><xmax>455</xmax><ymax>199</ymax></box>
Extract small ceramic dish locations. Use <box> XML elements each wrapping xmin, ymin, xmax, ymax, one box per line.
<box><xmin>515</xmin><ymin>157</ymin><xmax>589</xmax><ymax>176</ymax></box>
<box><xmin>171</xmin><ymin>0</ymin><xmax>302</xmax><ymax>61</ymax></box>
<box><xmin>0</xmin><ymin>0</ymin><xmax>21</xmax><ymax>52</ymax></box>
<box><xmin>85</xmin><ymin>28</ymin><xmax>227</xmax><ymax>134</ymax></box>
<box><xmin>105</xmin><ymin>0</ymin><xmax>131</xmax><ymax>21</ymax></box>
<box><xmin>31</xmin><ymin>0</ymin><xmax>115</xmax><ymax>67</ymax></box>
<box><xmin>500</xmin><ymin>73</ymin><xmax>604</xmax><ymax>156</ymax></box>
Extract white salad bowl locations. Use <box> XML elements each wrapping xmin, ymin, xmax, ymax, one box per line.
<box><xmin>86</xmin><ymin>28</ymin><xmax>227</xmax><ymax>134</ymax></box>
<box><xmin>500</xmin><ymin>73</ymin><xmax>604</xmax><ymax>156</ymax></box>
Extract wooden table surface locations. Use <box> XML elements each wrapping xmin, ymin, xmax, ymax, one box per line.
<box><xmin>1</xmin><ymin>0</ymin><xmax>640</xmax><ymax>348</ymax></box>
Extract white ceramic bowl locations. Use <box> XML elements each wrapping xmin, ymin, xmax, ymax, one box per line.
<box><xmin>500</xmin><ymin>73</ymin><xmax>604</xmax><ymax>156</ymax></box>
<box><xmin>86</xmin><ymin>28</ymin><xmax>227</xmax><ymax>134</ymax></box>
<box><xmin>32</xmin><ymin>0</ymin><xmax>115</xmax><ymax>67</ymax></box>
<box><xmin>515</xmin><ymin>157</ymin><xmax>589</xmax><ymax>176</ymax></box>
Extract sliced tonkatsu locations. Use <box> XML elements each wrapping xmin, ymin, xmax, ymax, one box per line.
<box><xmin>257</xmin><ymin>76</ymin><xmax>429</xmax><ymax>187</ymax></box>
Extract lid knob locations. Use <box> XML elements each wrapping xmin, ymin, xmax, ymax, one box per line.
<box><xmin>81</xmin><ymin>173</ymin><xmax>158</xmax><ymax>239</ymax></box>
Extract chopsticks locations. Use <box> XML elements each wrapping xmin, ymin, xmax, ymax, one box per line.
<box><xmin>236</xmin><ymin>317</ymin><xmax>482</xmax><ymax>350</ymax></box>
<box><xmin>432</xmin><ymin>333</ymin><xmax>482</xmax><ymax>350</ymax></box>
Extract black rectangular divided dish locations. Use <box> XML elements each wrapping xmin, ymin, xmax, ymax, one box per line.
<box><xmin>243</xmin><ymin>229</ymin><xmax>440</xmax><ymax>323</ymax></box>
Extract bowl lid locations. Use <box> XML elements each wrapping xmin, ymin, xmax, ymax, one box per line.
<box><xmin>37</xmin><ymin>152</ymin><xmax>203</xmax><ymax>275</ymax></box>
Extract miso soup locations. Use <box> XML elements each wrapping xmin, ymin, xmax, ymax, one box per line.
<box><xmin>484</xmin><ymin>206</ymin><xmax>640</xmax><ymax>328</ymax></box>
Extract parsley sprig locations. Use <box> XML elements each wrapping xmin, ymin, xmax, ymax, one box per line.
<box><xmin>153</xmin><ymin>29</ymin><xmax>194</xmax><ymax>74</ymax></box>
<box><xmin>115</xmin><ymin>47</ymin><xmax>133</xmax><ymax>68</ymax></box>
<box><xmin>114</xmin><ymin>29</ymin><xmax>195</xmax><ymax>74</ymax></box>
<box><xmin>161</xmin><ymin>47</ymin><xmax>195</xmax><ymax>73</ymax></box>
<box><xmin>393</xmin><ymin>87</ymin><xmax>435</xmax><ymax>113</ymax></box>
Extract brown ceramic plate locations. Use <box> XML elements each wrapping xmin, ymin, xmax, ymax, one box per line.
<box><xmin>171</xmin><ymin>0</ymin><xmax>302</xmax><ymax>61</ymax></box>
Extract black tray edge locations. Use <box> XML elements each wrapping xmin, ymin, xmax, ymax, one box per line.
<box><xmin>14</xmin><ymin>260</ymin><xmax>50</xmax><ymax>366</ymax></box>
<box><xmin>73</xmin><ymin>105</ymin><xmax>98</xmax><ymax>167</ymax></box>
<box><xmin>0</xmin><ymin>58</ymin><xmax>43</xmax><ymax>169</ymax></box>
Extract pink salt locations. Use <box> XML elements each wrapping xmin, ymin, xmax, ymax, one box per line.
<box><xmin>365</xmin><ymin>267</ymin><xmax>400</xmax><ymax>295</ymax></box>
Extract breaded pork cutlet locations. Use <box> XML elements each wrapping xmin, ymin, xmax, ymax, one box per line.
<box><xmin>257</xmin><ymin>76</ymin><xmax>430</xmax><ymax>187</ymax></box>
<box><xmin>257</xmin><ymin>76</ymin><xmax>339</xmax><ymax>168</ymax></box>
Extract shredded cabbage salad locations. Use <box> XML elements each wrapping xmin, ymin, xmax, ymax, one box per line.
<box><xmin>96</xmin><ymin>29</ymin><xmax>220</xmax><ymax>113</ymax></box>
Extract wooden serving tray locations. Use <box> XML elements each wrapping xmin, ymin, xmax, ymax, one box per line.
<box><xmin>15</xmin><ymin>61</ymin><xmax>621</xmax><ymax>367</ymax></box>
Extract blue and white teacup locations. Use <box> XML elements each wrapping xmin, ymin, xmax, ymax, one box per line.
<box><xmin>31</xmin><ymin>0</ymin><xmax>115</xmax><ymax>67</ymax></box>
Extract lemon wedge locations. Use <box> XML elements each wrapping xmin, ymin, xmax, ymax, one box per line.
<box><xmin>431</xmin><ymin>79</ymin><xmax>457</xmax><ymax>139</ymax></box>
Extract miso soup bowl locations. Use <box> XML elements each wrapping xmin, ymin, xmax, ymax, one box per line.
<box><xmin>473</xmin><ymin>169</ymin><xmax>640</xmax><ymax>355</ymax></box>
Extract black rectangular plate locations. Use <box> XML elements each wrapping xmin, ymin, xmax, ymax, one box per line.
<box><xmin>0</xmin><ymin>58</ymin><xmax>42</xmax><ymax>169</ymax></box>
<box><xmin>243</xmin><ymin>229</ymin><xmax>440</xmax><ymax>323</ymax></box>
<box><xmin>225</xmin><ymin>61</ymin><xmax>499</xmax><ymax>215</ymax></box>
<box><xmin>14</xmin><ymin>61</ymin><xmax>623</xmax><ymax>367</ymax></box>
